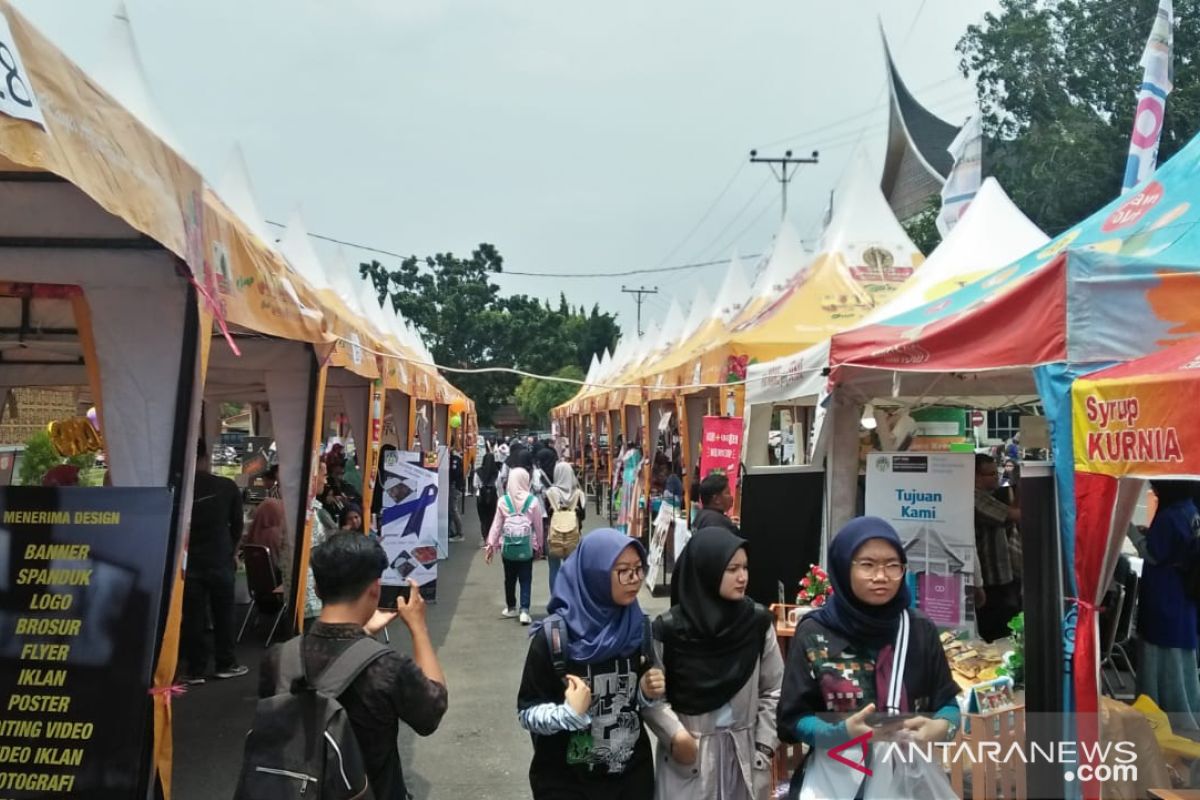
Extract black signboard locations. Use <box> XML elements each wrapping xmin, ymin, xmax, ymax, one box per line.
<box><xmin>0</xmin><ymin>487</ymin><xmax>172</xmax><ymax>798</ymax></box>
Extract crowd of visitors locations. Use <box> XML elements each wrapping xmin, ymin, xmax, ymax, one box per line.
<box><xmin>178</xmin><ymin>428</ymin><xmax>1200</xmax><ymax>800</ymax></box>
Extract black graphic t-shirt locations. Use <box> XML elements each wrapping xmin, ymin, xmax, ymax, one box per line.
<box><xmin>518</xmin><ymin>631</ymin><xmax>653</xmax><ymax>789</ymax></box>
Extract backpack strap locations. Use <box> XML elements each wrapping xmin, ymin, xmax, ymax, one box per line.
<box><xmin>502</xmin><ymin>494</ymin><xmax>515</xmax><ymax>514</ymax></box>
<box><xmin>641</xmin><ymin>613</ymin><xmax>659</xmax><ymax>669</ymax></box>
<box><xmin>521</xmin><ymin>495</ymin><xmax>534</xmax><ymax>514</ymax></box>
<box><xmin>541</xmin><ymin>613</ymin><xmax>569</xmax><ymax>680</ymax></box>
<box><xmin>274</xmin><ymin>637</ymin><xmax>307</xmax><ymax>695</ymax></box>
<box><xmin>313</xmin><ymin>637</ymin><xmax>392</xmax><ymax>698</ymax></box>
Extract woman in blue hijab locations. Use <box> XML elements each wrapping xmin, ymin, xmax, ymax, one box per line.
<box><xmin>776</xmin><ymin>517</ymin><xmax>961</xmax><ymax>799</ymax></box>
<box><xmin>517</xmin><ymin>529</ymin><xmax>665</xmax><ymax>799</ymax></box>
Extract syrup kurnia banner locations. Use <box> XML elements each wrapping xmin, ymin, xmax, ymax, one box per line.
<box><xmin>1072</xmin><ymin>337</ymin><xmax>1200</xmax><ymax>478</ymax></box>
<box><xmin>379</xmin><ymin>451</ymin><xmax>440</xmax><ymax>601</ymax></box>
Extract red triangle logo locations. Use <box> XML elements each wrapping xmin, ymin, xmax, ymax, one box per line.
<box><xmin>828</xmin><ymin>730</ymin><xmax>873</xmax><ymax>777</ymax></box>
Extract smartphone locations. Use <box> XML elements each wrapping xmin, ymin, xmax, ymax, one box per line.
<box><xmin>378</xmin><ymin>583</ymin><xmax>412</xmax><ymax>608</ymax></box>
<box><xmin>866</xmin><ymin>711</ymin><xmax>916</xmax><ymax>729</ymax></box>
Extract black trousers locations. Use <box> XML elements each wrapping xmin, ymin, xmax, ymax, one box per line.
<box><xmin>181</xmin><ymin>565</ymin><xmax>237</xmax><ymax>674</ymax></box>
<box><xmin>977</xmin><ymin>580</ymin><xmax>1022</xmax><ymax>643</ymax></box>
<box><xmin>476</xmin><ymin>488</ymin><xmax>498</xmax><ymax>541</ymax></box>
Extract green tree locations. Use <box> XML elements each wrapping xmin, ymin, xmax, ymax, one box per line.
<box><xmin>219</xmin><ymin>402</ymin><xmax>246</xmax><ymax>421</ymax></box>
<box><xmin>514</xmin><ymin>365</ymin><xmax>586</xmax><ymax>428</ymax></box>
<box><xmin>958</xmin><ymin>0</ymin><xmax>1200</xmax><ymax>234</ymax></box>
<box><xmin>360</xmin><ymin>246</ymin><xmax>621</xmax><ymax>424</ymax></box>
<box><xmin>902</xmin><ymin>196</ymin><xmax>943</xmax><ymax>255</ymax></box>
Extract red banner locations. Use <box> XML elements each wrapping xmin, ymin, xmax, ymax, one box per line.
<box><xmin>700</xmin><ymin>416</ymin><xmax>742</xmax><ymax>486</ymax></box>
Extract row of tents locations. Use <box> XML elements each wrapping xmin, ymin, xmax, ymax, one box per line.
<box><xmin>554</xmin><ymin>100</ymin><xmax>1200</xmax><ymax>748</ymax></box>
<box><xmin>0</xmin><ymin>3</ymin><xmax>474</xmax><ymax>795</ymax></box>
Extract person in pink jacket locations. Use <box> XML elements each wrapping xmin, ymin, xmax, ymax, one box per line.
<box><xmin>486</xmin><ymin>467</ymin><xmax>544</xmax><ymax>625</ymax></box>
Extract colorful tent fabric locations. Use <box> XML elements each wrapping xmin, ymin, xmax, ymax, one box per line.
<box><xmin>1071</xmin><ymin>335</ymin><xmax>1200</xmax><ymax>761</ymax></box>
<box><xmin>726</xmin><ymin>154</ymin><xmax>923</xmax><ymax>363</ymax></box>
<box><xmin>746</xmin><ymin>178</ymin><xmax>1047</xmax><ymax>408</ymax></box>
<box><xmin>826</xmin><ymin>126</ymin><xmax>1200</xmax><ymax>741</ymax></box>
<box><xmin>558</xmin><ymin>153</ymin><xmax>928</xmax><ymax>421</ymax></box>
<box><xmin>830</xmin><ymin>151</ymin><xmax>1200</xmax><ymax>380</ymax></box>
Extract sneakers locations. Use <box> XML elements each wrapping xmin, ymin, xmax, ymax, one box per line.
<box><xmin>178</xmin><ymin>674</ymin><xmax>206</xmax><ymax>687</ymax></box>
<box><xmin>214</xmin><ymin>664</ymin><xmax>249</xmax><ymax>680</ymax></box>
<box><xmin>519</xmin><ymin>610</ymin><xmax>532</xmax><ymax>625</ymax></box>
<box><xmin>501</xmin><ymin>607</ymin><xmax>518</xmax><ymax>619</ymax></box>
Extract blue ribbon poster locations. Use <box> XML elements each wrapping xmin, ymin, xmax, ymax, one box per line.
<box><xmin>379</xmin><ymin>451</ymin><xmax>441</xmax><ymax>601</ymax></box>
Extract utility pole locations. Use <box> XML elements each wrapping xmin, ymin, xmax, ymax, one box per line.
<box><xmin>749</xmin><ymin>149</ymin><xmax>820</xmax><ymax>221</ymax></box>
<box><xmin>621</xmin><ymin>285</ymin><xmax>658</xmax><ymax>337</ymax></box>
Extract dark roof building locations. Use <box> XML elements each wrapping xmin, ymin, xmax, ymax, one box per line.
<box><xmin>491</xmin><ymin>404</ymin><xmax>531</xmax><ymax>434</ymax></box>
<box><xmin>879</xmin><ymin>32</ymin><xmax>962</xmax><ymax>222</ymax></box>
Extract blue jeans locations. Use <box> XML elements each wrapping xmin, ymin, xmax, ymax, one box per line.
<box><xmin>502</xmin><ymin>557</ymin><xmax>533</xmax><ymax>612</ymax></box>
<box><xmin>547</xmin><ymin>556</ymin><xmax>562</xmax><ymax>598</ymax></box>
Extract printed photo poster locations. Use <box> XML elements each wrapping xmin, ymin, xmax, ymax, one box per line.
<box><xmin>699</xmin><ymin>416</ymin><xmax>743</xmax><ymax>485</ymax></box>
<box><xmin>864</xmin><ymin>452</ymin><xmax>974</xmax><ymax>628</ymax></box>
<box><xmin>379</xmin><ymin>450</ymin><xmax>440</xmax><ymax>601</ymax></box>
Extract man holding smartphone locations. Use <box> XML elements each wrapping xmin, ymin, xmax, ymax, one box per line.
<box><xmin>259</xmin><ymin>533</ymin><xmax>448</xmax><ymax>800</ymax></box>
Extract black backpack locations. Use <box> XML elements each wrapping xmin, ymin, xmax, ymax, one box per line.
<box><xmin>234</xmin><ymin>637</ymin><xmax>389</xmax><ymax>800</ymax></box>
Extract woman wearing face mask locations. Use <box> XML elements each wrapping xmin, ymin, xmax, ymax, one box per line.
<box><xmin>517</xmin><ymin>529</ymin><xmax>666</xmax><ymax>799</ymax></box>
<box><xmin>644</xmin><ymin>528</ymin><xmax>783</xmax><ymax>799</ymax></box>
<box><xmin>777</xmin><ymin>517</ymin><xmax>960</xmax><ymax>799</ymax></box>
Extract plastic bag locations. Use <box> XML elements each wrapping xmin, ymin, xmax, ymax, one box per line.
<box><xmin>863</xmin><ymin>749</ymin><xmax>958</xmax><ymax>800</ymax></box>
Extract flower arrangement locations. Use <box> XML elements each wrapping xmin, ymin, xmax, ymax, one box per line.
<box><xmin>796</xmin><ymin>564</ymin><xmax>833</xmax><ymax>608</ymax></box>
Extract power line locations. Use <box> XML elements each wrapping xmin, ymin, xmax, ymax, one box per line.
<box><xmin>264</xmin><ymin>219</ymin><xmax>407</xmax><ymax>261</ymax></box>
<box><xmin>263</xmin><ymin>218</ymin><xmax>761</xmax><ymax>279</ymax></box>
<box><xmin>649</xmin><ymin>159</ymin><xmax>748</xmax><ymax>270</ymax></box>
<box><xmin>503</xmin><ymin>255</ymin><xmax>761</xmax><ymax>279</ymax></box>
<box><xmin>686</xmin><ymin>174</ymin><xmax>774</xmax><ymax>263</ymax></box>
<box><xmin>621</xmin><ymin>286</ymin><xmax>659</xmax><ymax>337</ymax></box>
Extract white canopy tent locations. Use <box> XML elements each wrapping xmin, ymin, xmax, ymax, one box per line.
<box><xmin>744</xmin><ymin>178</ymin><xmax>1048</xmax><ymax>465</ymax></box>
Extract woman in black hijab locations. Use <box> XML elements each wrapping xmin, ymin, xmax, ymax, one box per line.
<box><xmin>475</xmin><ymin>441</ymin><xmax>500</xmax><ymax>542</ymax></box>
<box><xmin>643</xmin><ymin>527</ymin><xmax>782</xmax><ymax>800</ymax></box>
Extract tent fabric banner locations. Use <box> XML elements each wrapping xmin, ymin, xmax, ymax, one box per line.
<box><xmin>745</xmin><ymin>179</ymin><xmax>1047</xmax><ymax>409</ymax></box>
<box><xmin>0</xmin><ymin>2</ymin><xmax>472</xmax><ymax>409</ymax></box>
<box><xmin>1072</xmin><ymin>336</ymin><xmax>1200</xmax><ymax>478</ymax></box>
<box><xmin>831</xmin><ymin>130</ymin><xmax>1200</xmax><ymax>380</ymax></box>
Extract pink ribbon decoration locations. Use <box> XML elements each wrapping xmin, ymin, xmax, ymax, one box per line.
<box><xmin>148</xmin><ymin>683</ymin><xmax>188</xmax><ymax>709</ymax></box>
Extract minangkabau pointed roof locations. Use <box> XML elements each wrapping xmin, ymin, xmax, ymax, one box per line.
<box><xmin>879</xmin><ymin>28</ymin><xmax>961</xmax><ymax>222</ymax></box>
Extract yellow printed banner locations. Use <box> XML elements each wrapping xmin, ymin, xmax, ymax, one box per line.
<box><xmin>1072</xmin><ymin>339</ymin><xmax>1200</xmax><ymax>477</ymax></box>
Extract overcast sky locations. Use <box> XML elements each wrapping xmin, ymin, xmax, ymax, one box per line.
<box><xmin>14</xmin><ymin>0</ymin><xmax>999</xmax><ymax>338</ymax></box>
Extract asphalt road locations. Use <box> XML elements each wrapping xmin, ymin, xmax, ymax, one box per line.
<box><xmin>171</xmin><ymin>502</ymin><xmax>667</xmax><ymax>800</ymax></box>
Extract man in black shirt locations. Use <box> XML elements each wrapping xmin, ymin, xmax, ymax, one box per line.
<box><xmin>692</xmin><ymin>472</ymin><xmax>740</xmax><ymax>534</ymax></box>
<box><xmin>261</xmin><ymin>533</ymin><xmax>448</xmax><ymax>800</ymax></box>
<box><xmin>180</xmin><ymin>440</ymin><xmax>246</xmax><ymax>684</ymax></box>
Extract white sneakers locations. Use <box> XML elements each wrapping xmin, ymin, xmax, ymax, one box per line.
<box><xmin>502</xmin><ymin>607</ymin><xmax>532</xmax><ymax>624</ymax></box>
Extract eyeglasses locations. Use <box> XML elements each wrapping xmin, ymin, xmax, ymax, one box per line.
<box><xmin>851</xmin><ymin>560</ymin><xmax>906</xmax><ymax>580</ymax></box>
<box><xmin>613</xmin><ymin>565</ymin><xmax>645</xmax><ymax>585</ymax></box>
